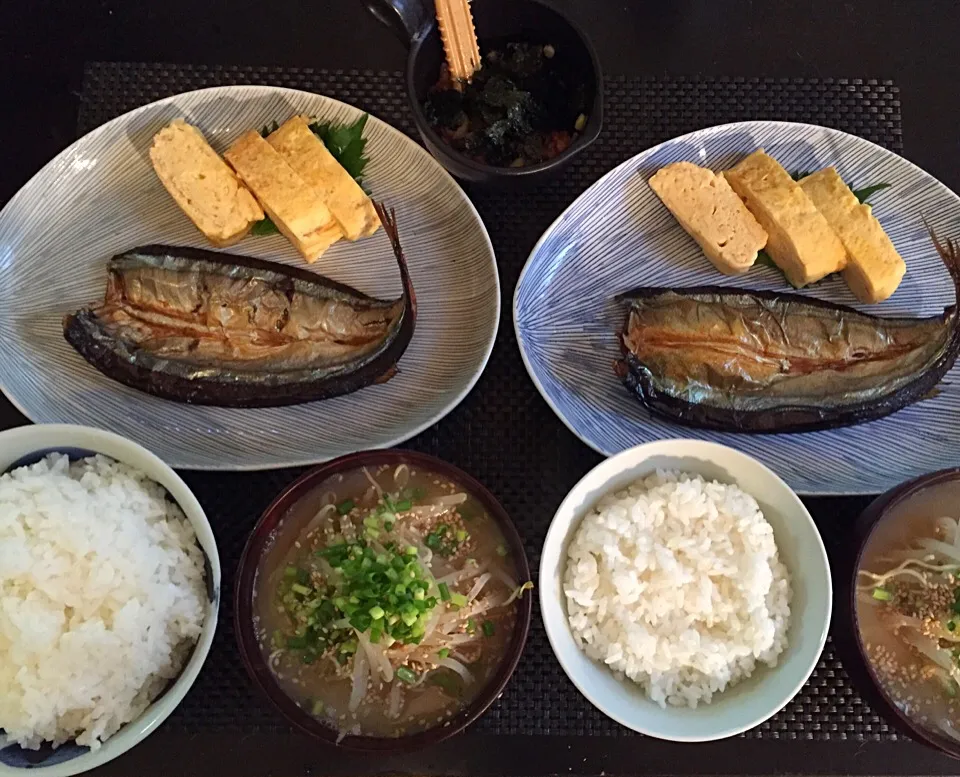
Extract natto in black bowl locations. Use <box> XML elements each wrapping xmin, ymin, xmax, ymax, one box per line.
<box><xmin>364</xmin><ymin>0</ymin><xmax>603</xmax><ymax>187</ymax></box>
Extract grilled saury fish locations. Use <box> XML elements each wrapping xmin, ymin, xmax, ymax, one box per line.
<box><xmin>64</xmin><ymin>204</ymin><xmax>415</xmax><ymax>407</ymax></box>
<box><xmin>615</xmin><ymin>230</ymin><xmax>960</xmax><ymax>433</ymax></box>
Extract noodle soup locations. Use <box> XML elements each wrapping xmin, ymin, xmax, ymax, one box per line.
<box><xmin>253</xmin><ymin>462</ymin><xmax>532</xmax><ymax>739</ymax></box>
<box><xmin>856</xmin><ymin>478</ymin><xmax>960</xmax><ymax>742</ymax></box>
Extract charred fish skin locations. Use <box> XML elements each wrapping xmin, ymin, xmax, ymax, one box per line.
<box><xmin>63</xmin><ymin>203</ymin><xmax>416</xmax><ymax>408</ymax></box>
<box><xmin>615</xmin><ymin>230</ymin><xmax>960</xmax><ymax>434</ymax></box>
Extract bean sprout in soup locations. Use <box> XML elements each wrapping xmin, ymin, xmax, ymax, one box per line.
<box><xmin>856</xmin><ymin>480</ymin><xmax>960</xmax><ymax>743</ymax></box>
<box><xmin>253</xmin><ymin>463</ymin><xmax>531</xmax><ymax>739</ymax></box>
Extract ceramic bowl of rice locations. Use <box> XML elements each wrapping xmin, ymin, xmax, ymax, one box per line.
<box><xmin>0</xmin><ymin>424</ymin><xmax>220</xmax><ymax>777</ymax></box>
<box><xmin>539</xmin><ymin>439</ymin><xmax>830</xmax><ymax>741</ymax></box>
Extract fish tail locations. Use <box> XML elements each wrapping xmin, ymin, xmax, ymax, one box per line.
<box><xmin>927</xmin><ymin>223</ymin><xmax>960</xmax><ymax>300</ymax></box>
<box><xmin>374</xmin><ymin>201</ymin><xmax>417</xmax><ymax>318</ymax></box>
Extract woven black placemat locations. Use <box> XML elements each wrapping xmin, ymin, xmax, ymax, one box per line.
<box><xmin>79</xmin><ymin>62</ymin><xmax>902</xmax><ymax>741</ymax></box>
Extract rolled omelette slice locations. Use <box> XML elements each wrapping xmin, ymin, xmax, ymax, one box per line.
<box><xmin>649</xmin><ymin>161</ymin><xmax>768</xmax><ymax>275</ymax></box>
<box><xmin>267</xmin><ymin>116</ymin><xmax>380</xmax><ymax>241</ymax></box>
<box><xmin>149</xmin><ymin>119</ymin><xmax>264</xmax><ymax>247</ymax></box>
<box><xmin>224</xmin><ymin>130</ymin><xmax>341</xmax><ymax>263</ymax></box>
<box><xmin>725</xmin><ymin>150</ymin><xmax>847</xmax><ymax>287</ymax></box>
<box><xmin>799</xmin><ymin>167</ymin><xmax>906</xmax><ymax>303</ymax></box>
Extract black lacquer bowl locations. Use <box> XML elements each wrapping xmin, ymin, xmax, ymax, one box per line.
<box><xmin>836</xmin><ymin>467</ymin><xmax>960</xmax><ymax>760</ymax></box>
<box><xmin>363</xmin><ymin>0</ymin><xmax>603</xmax><ymax>186</ymax></box>
<box><xmin>234</xmin><ymin>449</ymin><xmax>532</xmax><ymax>752</ymax></box>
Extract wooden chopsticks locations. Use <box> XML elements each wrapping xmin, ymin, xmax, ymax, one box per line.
<box><xmin>435</xmin><ymin>0</ymin><xmax>481</xmax><ymax>85</ymax></box>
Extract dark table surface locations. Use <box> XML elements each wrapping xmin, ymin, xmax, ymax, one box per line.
<box><xmin>2</xmin><ymin>1</ymin><xmax>960</xmax><ymax>775</ymax></box>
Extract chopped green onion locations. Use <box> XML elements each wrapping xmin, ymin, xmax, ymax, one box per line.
<box><xmin>365</xmin><ymin>527</ymin><xmax>380</xmax><ymax>539</ymax></box>
<box><xmin>350</xmin><ymin>613</ymin><xmax>373</xmax><ymax>631</ymax></box>
<box><xmin>949</xmin><ymin>620</ymin><xmax>957</xmax><ymax>632</ymax></box>
<box><xmin>284</xmin><ymin>565</ymin><xmax>298</xmax><ymax>579</ymax></box>
<box><xmin>496</xmin><ymin>544</ymin><xmax>508</xmax><ymax>557</ymax></box>
<box><xmin>286</xmin><ymin>635</ymin><xmax>308</xmax><ymax>649</ymax></box>
<box><xmin>405</xmin><ymin>545</ymin><xmax>418</xmax><ymax>557</ymax></box>
<box><xmin>311</xmin><ymin>700</ymin><xmax>325</xmax><ymax>716</ymax></box>
<box><xmin>450</xmin><ymin>592</ymin><xmax>467</xmax><ymax>608</ymax></box>
<box><xmin>438</xmin><ymin>582</ymin><xmax>451</xmax><ymax>601</ymax></box>
<box><xmin>337</xmin><ymin>499</ymin><xmax>355</xmax><ymax>515</ymax></box>
<box><xmin>363</xmin><ymin>516</ymin><xmax>379</xmax><ymax>529</ymax></box>
<box><xmin>438</xmin><ymin>648</ymin><xmax>450</xmax><ymax>660</ymax></box>
<box><xmin>384</xmin><ymin>521</ymin><xmax>395</xmax><ymax>531</ymax></box>
<box><xmin>455</xmin><ymin>529</ymin><xmax>468</xmax><ymax>542</ymax></box>
<box><xmin>396</xmin><ymin>666</ymin><xmax>418</xmax><ymax>684</ymax></box>
<box><xmin>395</xmin><ymin>499</ymin><xmax>412</xmax><ymax>511</ymax></box>
<box><xmin>482</xmin><ymin>620</ymin><xmax>495</xmax><ymax>637</ymax></box>
<box><xmin>872</xmin><ymin>587</ymin><xmax>891</xmax><ymax>601</ymax></box>
<box><xmin>467</xmin><ymin>617</ymin><xmax>476</xmax><ymax>635</ymax></box>
<box><xmin>276</xmin><ymin>533</ymin><xmax>443</xmax><ymax>650</ymax></box>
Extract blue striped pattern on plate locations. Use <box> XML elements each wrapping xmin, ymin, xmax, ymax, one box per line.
<box><xmin>514</xmin><ymin>121</ymin><xmax>960</xmax><ymax>495</ymax></box>
<box><xmin>0</xmin><ymin>86</ymin><xmax>499</xmax><ymax>470</ymax></box>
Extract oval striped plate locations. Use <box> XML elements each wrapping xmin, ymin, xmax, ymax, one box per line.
<box><xmin>514</xmin><ymin>121</ymin><xmax>960</xmax><ymax>495</ymax></box>
<box><xmin>0</xmin><ymin>86</ymin><xmax>499</xmax><ymax>470</ymax></box>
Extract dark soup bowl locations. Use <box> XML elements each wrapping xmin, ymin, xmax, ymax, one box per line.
<box><xmin>234</xmin><ymin>450</ymin><xmax>533</xmax><ymax>752</ymax></box>
<box><xmin>836</xmin><ymin>467</ymin><xmax>960</xmax><ymax>759</ymax></box>
<box><xmin>364</xmin><ymin>0</ymin><xmax>603</xmax><ymax>186</ymax></box>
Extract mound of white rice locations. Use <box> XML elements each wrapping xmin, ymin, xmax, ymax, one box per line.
<box><xmin>564</xmin><ymin>471</ymin><xmax>791</xmax><ymax>708</ymax></box>
<box><xmin>0</xmin><ymin>453</ymin><xmax>207</xmax><ymax>750</ymax></box>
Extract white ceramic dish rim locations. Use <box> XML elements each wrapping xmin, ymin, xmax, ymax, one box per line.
<box><xmin>512</xmin><ymin>120</ymin><xmax>960</xmax><ymax>497</ymax></box>
<box><xmin>0</xmin><ymin>85</ymin><xmax>500</xmax><ymax>472</ymax></box>
<box><xmin>538</xmin><ymin>438</ymin><xmax>832</xmax><ymax>741</ymax></box>
<box><xmin>0</xmin><ymin>424</ymin><xmax>221</xmax><ymax>777</ymax></box>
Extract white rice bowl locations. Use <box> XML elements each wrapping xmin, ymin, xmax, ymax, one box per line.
<box><xmin>563</xmin><ymin>471</ymin><xmax>791</xmax><ymax>708</ymax></box>
<box><xmin>0</xmin><ymin>453</ymin><xmax>207</xmax><ymax>750</ymax></box>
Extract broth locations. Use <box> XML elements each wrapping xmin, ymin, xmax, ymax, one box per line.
<box><xmin>856</xmin><ymin>480</ymin><xmax>960</xmax><ymax>742</ymax></box>
<box><xmin>253</xmin><ymin>463</ymin><xmax>530</xmax><ymax>739</ymax></box>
